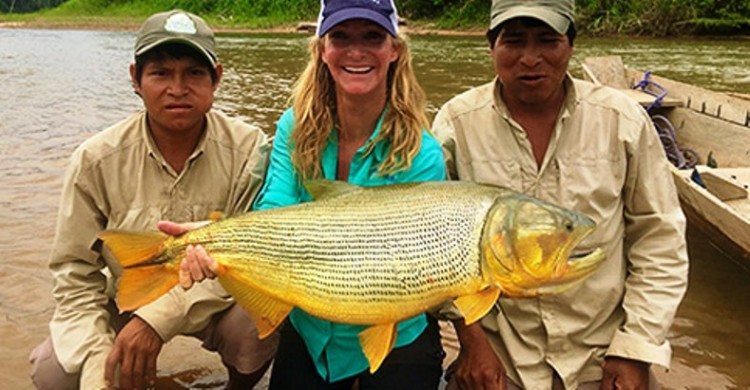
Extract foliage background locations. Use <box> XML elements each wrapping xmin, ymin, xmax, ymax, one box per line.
<box><xmin>1</xmin><ymin>0</ymin><xmax>749</xmax><ymax>35</ymax></box>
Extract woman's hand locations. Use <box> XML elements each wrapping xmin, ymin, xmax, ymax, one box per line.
<box><xmin>157</xmin><ymin>220</ymin><xmax>219</xmax><ymax>289</ymax></box>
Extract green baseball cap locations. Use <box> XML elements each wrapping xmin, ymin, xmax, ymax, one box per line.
<box><xmin>490</xmin><ymin>0</ymin><xmax>575</xmax><ymax>35</ymax></box>
<box><xmin>134</xmin><ymin>9</ymin><xmax>217</xmax><ymax>68</ymax></box>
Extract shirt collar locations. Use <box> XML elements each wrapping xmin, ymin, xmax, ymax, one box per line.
<box><xmin>141</xmin><ymin>112</ymin><xmax>209</xmax><ymax>168</ymax></box>
<box><xmin>321</xmin><ymin>109</ymin><xmax>389</xmax><ymax>180</ymax></box>
<box><xmin>328</xmin><ymin>108</ymin><xmax>389</xmax><ymax>159</ymax></box>
<box><xmin>369</xmin><ymin>108</ymin><xmax>389</xmax><ymax>162</ymax></box>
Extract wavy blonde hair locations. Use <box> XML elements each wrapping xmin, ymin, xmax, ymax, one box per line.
<box><xmin>290</xmin><ymin>34</ymin><xmax>429</xmax><ymax>180</ymax></box>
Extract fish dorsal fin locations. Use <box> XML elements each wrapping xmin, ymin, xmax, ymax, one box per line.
<box><xmin>219</xmin><ymin>267</ymin><xmax>292</xmax><ymax>338</ymax></box>
<box><xmin>304</xmin><ymin>179</ymin><xmax>360</xmax><ymax>201</ymax></box>
<box><xmin>453</xmin><ymin>287</ymin><xmax>501</xmax><ymax>325</ymax></box>
<box><xmin>208</xmin><ymin>211</ymin><xmax>225</xmax><ymax>222</ymax></box>
<box><xmin>359</xmin><ymin>323</ymin><xmax>398</xmax><ymax>373</ymax></box>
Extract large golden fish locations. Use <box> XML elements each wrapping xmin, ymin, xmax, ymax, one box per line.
<box><xmin>99</xmin><ymin>180</ymin><xmax>604</xmax><ymax>372</ymax></box>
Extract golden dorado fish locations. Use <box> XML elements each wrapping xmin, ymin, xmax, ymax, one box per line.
<box><xmin>99</xmin><ymin>180</ymin><xmax>604</xmax><ymax>373</ymax></box>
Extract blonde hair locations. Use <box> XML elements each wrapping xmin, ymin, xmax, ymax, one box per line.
<box><xmin>290</xmin><ymin>35</ymin><xmax>429</xmax><ymax>180</ymax></box>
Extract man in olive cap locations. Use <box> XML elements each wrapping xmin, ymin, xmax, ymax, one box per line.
<box><xmin>433</xmin><ymin>0</ymin><xmax>689</xmax><ymax>389</ymax></box>
<box><xmin>29</xmin><ymin>10</ymin><xmax>277</xmax><ymax>389</ymax></box>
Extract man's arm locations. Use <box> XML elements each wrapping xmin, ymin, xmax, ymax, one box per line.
<box><xmin>449</xmin><ymin>320</ymin><xmax>507</xmax><ymax>390</ymax></box>
<box><xmin>48</xmin><ymin>153</ymin><xmax>114</xmax><ymax>389</ymax></box>
<box><xmin>606</xmin><ymin>108</ymin><xmax>689</xmax><ymax>377</ymax></box>
<box><xmin>431</xmin><ymin>105</ymin><xmax>460</xmax><ymax>180</ymax></box>
<box><xmin>225</xmin><ymin>124</ymin><xmax>271</xmax><ymax>215</ymax></box>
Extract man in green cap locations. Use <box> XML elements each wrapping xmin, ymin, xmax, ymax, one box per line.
<box><xmin>433</xmin><ymin>0</ymin><xmax>689</xmax><ymax>389</ymax></box>
<box><xmin>29</xmin><ymin>10</ymin><xmax>277</xmax><ymax>389</ymax></box>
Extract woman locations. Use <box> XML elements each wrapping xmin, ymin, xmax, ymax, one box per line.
<box><xmin>179</xmin><ymin>0</ymin><xmax>446</xmax><ymax>388</ymax></box>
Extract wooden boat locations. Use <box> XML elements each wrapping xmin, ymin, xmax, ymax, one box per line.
<box><xmin>581</xmin><ymin>56</ymin><xmax>750</xmax><ymax>267</ymax></box>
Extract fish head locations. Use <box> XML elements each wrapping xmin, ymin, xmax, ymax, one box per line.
<box><xmin>482</xmin><ymin>192</ymin><xmax>605</xmax><ymax>298</ymax></box>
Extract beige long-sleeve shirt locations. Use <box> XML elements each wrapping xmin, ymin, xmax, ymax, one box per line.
<box><xmin>432</xmin><ymin>77</ymin><xmax>689</xmax><ymax>389</ymax></box>
<box><xmin>48</xmin><ymin>109</ymin><xmax>269</xmax><ymax>389</ymax></box>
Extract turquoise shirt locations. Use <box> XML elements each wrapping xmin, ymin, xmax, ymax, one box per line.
<box><xmin>253</xmin><ymin>108</ymin><xmax>446</xmax><ymax>381</ymax></box>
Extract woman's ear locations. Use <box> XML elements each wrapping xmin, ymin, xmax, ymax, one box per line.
<box><xmin>389</xmin><ymin>39</ymin><xmax>400</xmax><ymax>64</ymax></box>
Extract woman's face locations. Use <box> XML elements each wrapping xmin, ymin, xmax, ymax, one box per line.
<box><xmin>321</xmin><ymin>19</ymin><xmax>399</xmax><ymax>101</ymax></box>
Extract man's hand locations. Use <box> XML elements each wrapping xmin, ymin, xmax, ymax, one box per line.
<box><xmin>105</xmin><ymin>317</ymin><xmax>164</xmax><ymax>390</ymax></box>
<box><xmin>179</xmin><ymin>244</ymin><xmax>219</xmax><ymax>289</ymax></box>
<box><xmin>600</xmin><ymin>356</ymin><xmax>650</xmax><ymax>390</ymax></box>
<box><xmin>157</xmin><ymin>220</ymin><xmax>219</xmax><ymax>289</ymax></box>
<box><xmin>156</xmin><ymin>220</ymin><xmax>210</xmax><ymax>236</ymax></box>
<box><xmin>449</xmin><ymin>321</ymin><xmax>506</xmax><ymax>390</ymax></box>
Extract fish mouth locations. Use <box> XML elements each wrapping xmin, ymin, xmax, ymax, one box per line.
<box><xmin>536</xmin><ymin>247</ymin><xmax>605</xmax><ymax>295</ymax></box>
<box><xmin>495</xmin><ymin>247</ymin><xmax>605</xmax><ymax>298</ymax></box>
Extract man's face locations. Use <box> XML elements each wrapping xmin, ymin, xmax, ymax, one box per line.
<box><xmin>130</xmin><ymin>53</ymin><xmax>221</xmax><ymax>137</ymax></box>
<box><xmin>490</xmin><ymin>19</ymin><xmax>573</xmax><ymax>107</ymax></box>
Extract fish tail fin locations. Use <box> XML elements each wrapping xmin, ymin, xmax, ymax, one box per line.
<box><xmin>98</xmin><ymin>230</ymin><xmax>179</xmax><ymax>312</ymax></box>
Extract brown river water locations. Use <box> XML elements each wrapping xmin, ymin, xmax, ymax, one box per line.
<box><xmin>1</xmin><ymin>29</ymin><xmax>749</xmax><ymax>389</ymax></box>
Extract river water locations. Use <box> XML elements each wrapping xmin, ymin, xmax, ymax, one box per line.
<box><xmin>1</xmin><ymin>28</ymin><xmax>749</xmax><ymax>389</ymax></box>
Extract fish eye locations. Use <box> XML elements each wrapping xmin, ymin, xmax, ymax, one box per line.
<box><xmin>564</xmin><ymin>219</ymin><xmax>574</xmax><ymax>232</ymax></box>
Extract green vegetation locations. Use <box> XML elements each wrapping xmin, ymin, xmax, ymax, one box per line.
<box><xmin>576</xmin><ymin>0</ymin><xmax>750</xmax><ymax>35</ymax></box>
<box><xmin>2</xmin><ymin>0</ymin><xmax>749</xmax><ymax>35</ymax></box>
<box><xmin>0</xmin><ymin>0</ymin><xmax>65</xmax><ymax>14</ymax></box>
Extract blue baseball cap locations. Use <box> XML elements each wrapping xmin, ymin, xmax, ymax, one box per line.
<box><xmin>316</xmin><ymin>0</ymin><xmax>400</xmax><ymax>37</ymax></box>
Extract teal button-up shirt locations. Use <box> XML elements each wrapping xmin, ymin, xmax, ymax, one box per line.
<box><xmin>253</xmin><ymin>108</ymin><xmax>446</xmax><ymax>381</ymax></box>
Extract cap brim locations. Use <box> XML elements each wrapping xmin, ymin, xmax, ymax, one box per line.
<box><xmin>318</xmin><ymin>8</ymin><xmax>397</xmax><ymax>37</ymax></box>
<box><xmin>135</xmin><ymin>37</ymin><xmax>217</xmax><ymax>68</ymax></box>
<box><xmin>490</xmin><ymin>6</ymin><xmax>570</xmax><ymax>35</ymax></box>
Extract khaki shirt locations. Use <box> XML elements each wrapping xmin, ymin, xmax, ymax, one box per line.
<box><xmin>432</xmin><ymin>77</ymin><xmax>689</xmax><ymax>389</ymax></box>
<box><xmin>48</xmin><ymin>110</ymin><xmax>270</xmax><ymax>388</ymax></box>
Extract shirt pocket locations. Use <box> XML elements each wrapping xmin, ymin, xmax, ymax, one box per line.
<box><xmin>461</xmin><ymin>158</ymin><xmax>522</xmax><ymax>191</ymax></box>
<box><xmin>557</xmin><ymin>154</ymin><xmax>625</xmax><ymax>251</ymax></box>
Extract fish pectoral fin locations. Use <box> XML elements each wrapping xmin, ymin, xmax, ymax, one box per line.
<box><xmin>453</xmin><ymin>287</ymin><xmax>501</xmax><ymax>325</ymax></box>
<box><xmin>358</xmin><ymin>323</ymin><xmax>397</xmax><ymax>374</ymax></box>
<box><xmin>117</xmin><ymin>265</ymin><xmax>179</xmax><ymax>312</ymax></box>
<box><xmin>219</xmin><ymin>269</ymin><xmax>292</xmax><ymax>338</ymax></box>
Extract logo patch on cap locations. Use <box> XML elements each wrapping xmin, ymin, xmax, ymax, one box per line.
<box><xmin>164</xmin><ymin>13</ymin><xmax>197</xmax><ymax>35</ymax></box>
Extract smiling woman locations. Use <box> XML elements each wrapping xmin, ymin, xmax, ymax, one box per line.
<box><xmin>173</xmin><ymin>0</ymin><xmax>449</xmax><ymax>388</ymax></box>
<box><xmin>242</xmin><ymin>1</ymin><xmax>447</xmax><ymax>387</ymax></box>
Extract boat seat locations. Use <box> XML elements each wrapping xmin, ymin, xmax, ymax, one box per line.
<box><xmin>699</xmin><ymin>167</ymin><xmax>750</xmax><ymax>201</ymax></box>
